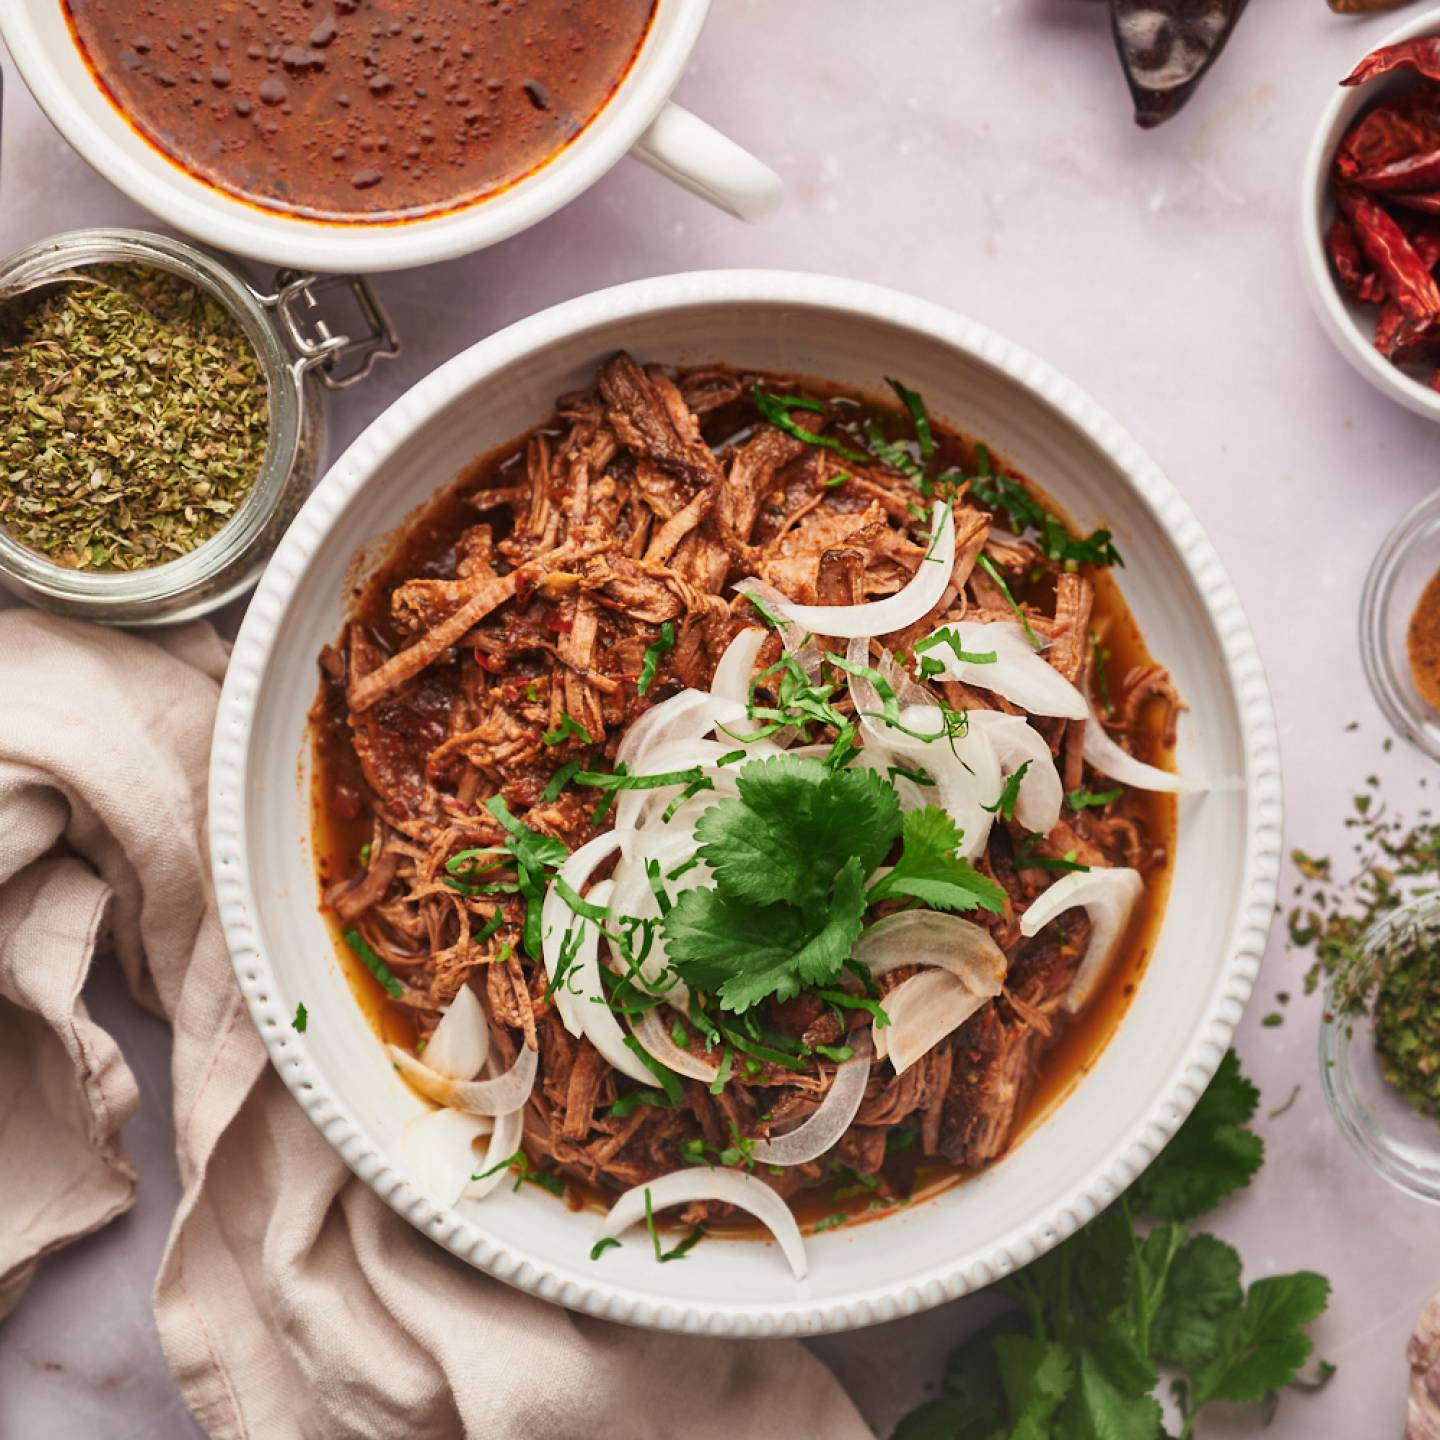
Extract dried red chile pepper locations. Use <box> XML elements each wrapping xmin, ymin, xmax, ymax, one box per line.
<box><xmin>1326</xmin><ymin>38</ymin><xmax>1440</xmax><ymax>388</ymax></box>
<box><xmin>1107</xmin><ymin>0</ymin><xmax>1250</xmax><ymax>128</ymax></box>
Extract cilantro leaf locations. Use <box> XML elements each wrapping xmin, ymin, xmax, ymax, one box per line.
<box><xmin>291</xmin><ymin>1002</ymin><xmax>308</xmax><ymax>1033</ymax></box>
<box><xmin>1151</xmin><ymin>1234</ymin><xmax>1244</xmax><ymax>1371</ymax></box>
<box><xmin>995</xmin><ymin>1335</ymin><xmax>1072</xmax><ymax>1438</ymax></box>
<box><xmin>1185</xmin><ymin>1272</ymin><xmax>1331</xmax><ymax>1412</ymax></box>
<box><xmin>666</xmin><ymin>856</ymin><xmax>868</xmax><ymax>1011</ymax></box>
<box><xmin>1133</xmin><ymin>1049</ymin><xmax>1263</xmax><ymax>1221</ymax></box>
<box><xmin>695</xmin><ymin>756</ymin><xmax>898</xmax><ymax>909</ymax></box>
<box><xmin>1054</xmin><ymin>1349</ymin><xmax>1162</xmax><ymax>1440</ymax></box>
<box><xmin>889</xmin><ymin>1398</ymin><xmax>973</xmax><ymax>1440</ymax></box>
<box><xmin>869</xmin><ymin>807</ymin><xmax>1007</xmax><ymax>914</ymax></box>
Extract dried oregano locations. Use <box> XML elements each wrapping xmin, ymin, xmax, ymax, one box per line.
<box><xmin>0</xmin><ymin>263</ymin><xmax>268</xmax><ymax>570</ymax></box>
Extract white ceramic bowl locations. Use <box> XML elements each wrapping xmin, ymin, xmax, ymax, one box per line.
<box><xmin>1300</xmin><ymin>6</ymin><xmax>1440</xmax><ymax>423</ymax></box>
<box><xmin>211</xmin><ymin>271</ymin><xmax>1281</xmax><ymax>1335</ymax></box>
<box><xmin>0</xmin><ymin>0</ymin><xmax>781</xmax><ymax>273</ymax></box>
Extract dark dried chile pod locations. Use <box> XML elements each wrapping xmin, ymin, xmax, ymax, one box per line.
<box><xmin>1108</xmin><ymin>0</ymin><xmax>1251</xmax><ymax>129</ymax></box>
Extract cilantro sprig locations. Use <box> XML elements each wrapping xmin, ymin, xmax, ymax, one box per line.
<box><xmin>662</xmin><ymin>758</ymin><xmax>1000</xmax><ymax>1013</ymax></box>
<box><xmin>890</xmin><ymin>1052</ymin><xmax>1329</xmax><ymax>1440</ymax></box>
<box><xmin>970</xmin><ymin>457</ymin><xmax>1123</xmax><ymax>570</ymax></box>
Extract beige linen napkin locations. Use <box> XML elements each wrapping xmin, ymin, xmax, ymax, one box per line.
<box><xmin>0</xmin><ymin>609</ymin><xmax>869</xmax><ymax>1440</ymax></box>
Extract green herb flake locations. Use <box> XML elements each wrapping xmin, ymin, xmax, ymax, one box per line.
<box><xmin>636</xmin><ymin>620</ymin><xmax>676</xmax><ymax>698</ymax></box>
<box><xmin>540</xmin><ymin>712</ymin><xmax>593</xmax><ymax>747</ymax></box>
<box><xmin>343</xmin><ymin>929</ymin><xmax>405</xmax><ymax>1000</ymax></box>
<box><xmin>976</xmin><ymin>554</ymin><xmax>1042</xmax><ymax>649</ymax></box>
<box><xmin>291</xmin><ymin>1002</ymin><xmax>308</xmax><ymax>1033</ymax></box>
<box><xmin>1067</xmin><ymin>785</ymin><xmax>1123</xmax><ymax>811</ymax></box>
<box><xmin>752</xmin><ymin>384</ymin><xmax>868</xmax><ymax>463</ymax></box>
<box><xmin>589</xmin><ymin>1237</ymin><xmax>622</xmax><ymax>1261</ymax></box>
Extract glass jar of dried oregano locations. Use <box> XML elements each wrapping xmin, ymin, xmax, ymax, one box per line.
<box><xmin>0</xmin><ymin>229</ymin><xmax>397</xmax><ymax>624</ymax></box>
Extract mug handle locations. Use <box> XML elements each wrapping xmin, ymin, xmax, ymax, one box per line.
<box><xmin>630</xmin><ymin>102</ymin><xmax>782</xmax><ymax>223</ymax></box>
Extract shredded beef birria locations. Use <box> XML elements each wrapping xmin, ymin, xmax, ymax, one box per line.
<box><xmin>313</xmin><ymin>355</ymin><xmax>1179</xmax><ymax>1220</ymax></box>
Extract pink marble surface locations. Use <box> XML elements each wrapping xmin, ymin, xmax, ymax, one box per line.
<box><xmin>3</xmin><ymin>2</ymin><xmax>1440</xmax><ymax>1436</ymax></box>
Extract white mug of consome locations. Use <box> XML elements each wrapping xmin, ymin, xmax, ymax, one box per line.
<box><xmin>0</xmin><ymin>0</ymin><xmax>780</xmax><ymax>273</ymax></box>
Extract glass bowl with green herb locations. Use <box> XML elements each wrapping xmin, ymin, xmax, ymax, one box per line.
<box><xmin>1320</xmin><ymin>891</ymin><xmax>1440</xmax><ymax>1204</ymax></box>
<box><xmin>0</xmin><ymin>229</ymin><xmax>340</xmax><ymax>625</ymax></box>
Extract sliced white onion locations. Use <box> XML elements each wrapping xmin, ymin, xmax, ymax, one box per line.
<box><xmin>844</xmin><ymin>638</ymin><xmax>1000</xmax><ymax>859</ymax></box>
<box><xmin>735</xmin><ymin>500</ymin><xmax>955</xmax><ymax>640</ymax></box>
<box><xmin>1019</xmin><ymin>867</ymin><xmax>1143</xmax><ymax>1014</ymax></box>
<box><xmin>419</xmin><ymin>982</ymin><xmax>489</xmax><ymax>1080</ymax></box>
<box><xmin>852</xmin><ymin>910</ymin><xmax>1008</xmax><ymax>994</ymax></box>
<box><xmin>874</xmin><ymin>970</ymin><xmax>992</xmax><ymax>1073</ymax></box>
<box><xmin>751</xmin><ymin>1033</ymin><xmax>872</xmax><ymax>1166</ymax></box>
<box><xmin>966</xmin><ymin>710</ymin><xmax>1063</xmax><ymax>835</ymax></box>
<box><xmin>542</xmin><ymin>830</ymin><xmax>623</xmax><ymax>1038</ymax></box>
<box><xmin>615</xmin><ymin>689</ymin><xmax>740</xmax><ymax>771</ymax></box>
<box><xmin>728</xmin><ymin>576</ymin><xmax>823</xmax><ymax>672</ymax></box>
<box><xmin>630</xmin><ymin>1007</ymin><xmax>719</xmax><ymax>1084</ymax></box>
<box><xmin>1083</xmin><ymin>710</ymin><xmax>1205</xmax><ymax>794</ymax></box>
<box><xmin>559</xmin><ymin>878</ymin><xmax>656</xmax><ymax>1087</ymax></box>
<box><xmin>613</xmin><ymin>736</ymin><xmax>751</xmax><ymax>843</ymax></box>
<box><xmin>605</xmin><ymin>845</ymin><xmax>704</xmax><ymax>1014</ymax></box>
<box><xmin>400</xmin><ymin>1107</ymin><xmax>493</xmax><ymax>1208</ymax></box>
<box><xmin>461</xmin><ymin>1100</ymin><xmax>524</xmax><ymax>1202</ymax></box>
<box><xmin>595</xmin><ymin>1169</ymin><xmax>808</xmax><ymax>1279</ymax></box>
<box><xmin>920</xmin><ymin>620</ymin><xmax>1087</xmax><ymax>719</ymax></box>
<box><xmin>711</xmin><ymin>626</ymin><xmax>769</xmax><ymax>705</ymax></box>
<box><xmin>389</xmin><ymin>1037</ymin><xmax>538</xmax><ymax>1116</ymax></box>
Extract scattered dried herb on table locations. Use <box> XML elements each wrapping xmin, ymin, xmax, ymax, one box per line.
<box><xmin>1286</xmin><ymin>775</ymin><xmax>1439</xmax><ymax>995</ymax></box>
<box><xmin>0</xmin><ymin>263</ymin><xmax>268</xmax><ymax>570</ymax></box>
<box><xmin>1287</xmin><ymin>769</ymin><xmax>1440</xmax><ymax>1122</ymax></box>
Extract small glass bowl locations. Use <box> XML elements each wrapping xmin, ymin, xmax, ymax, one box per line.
<box><xmin>0</xmin><ymin>228</ymin><xmax>396</xmax><ymax>625</ymax></box>
<box><xmin>1360</xmin><ymin>488</ymin><xmax>1440</xmax><ymax>764</ymax></box>
<box><xmin>1319</xmin><ymin>893</ymin><xmax>1440</xmax><ymax>1205</ymax></box>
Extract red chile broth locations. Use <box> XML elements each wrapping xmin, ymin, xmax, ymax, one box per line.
<box><xmin>309</xmin><ymin>375</ymin><xmax>1177</xmax><ymax>1233</ymax></box>
<box><xmin>63</xmin><ymin>0</ymin><xmax>657</xmax><ymax>222</ymax></box>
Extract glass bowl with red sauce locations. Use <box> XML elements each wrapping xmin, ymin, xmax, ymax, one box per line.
<box><xmin>1361</xmin><ymin>487</ymin><xmax>1440</xmax><ymax>762</ymax></box>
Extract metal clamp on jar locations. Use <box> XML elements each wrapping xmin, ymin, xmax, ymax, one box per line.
<box><xmin>0</xmin><ymin>228</ymin><xmax>398</xmax><ymax>625</ymax></box>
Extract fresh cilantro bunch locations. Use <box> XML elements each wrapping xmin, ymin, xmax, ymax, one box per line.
<box><xmin>892</xmin><ymin>1053</ymin><xmax>1330</xmax><ymax>1440</ymax></box>
<box><xmin>662</xmin><ymin>755</ymin><xmax>1004</xmax><ymax>1013</ymax></box>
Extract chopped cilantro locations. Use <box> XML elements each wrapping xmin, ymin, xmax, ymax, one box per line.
<box><xmin>885</xmin><ymin>377</ymin><xmax>934</xmax><ymax>460</ymax></box>
<box><xmin>540</xmin><ymin>712</ymin><xmax>592</xmax><ymax>747</ymax></box>
<box><xmin>976</xmin><ymin>553</ymin><xmax>1042</xmax><ymax>649</ymax></box>
<box><xmin>643</xmin><ymin>1187</ymin><xmax>705</xmax><ymax>1263</ymax></box>
<box><xmin>753</xmin><ymin>385</ymin><xmax>868</xmax><ymax>463</ymax></box>
<box><xmin>542</xmin><ymin>757</ymin><xmax>581</xmax><ymax>804</ymax></box>
<box><xmin>291</xmin><ymin>1002</ymin><xmax>308</xmax><ymax>1033</ymax></box>
<box><xmin>343</xmin><ymin>929</ymin><xmax>404</xmax><ymax>999</ymax></box>
<box><xmin>637</xmin><ymin>620</ymin><xmax>676</xmax><ymax>698</ymax></box>
<box><xmin>982</xmin><ymin>761</ymin><xmax>1031</xmax><ymax>823</ymax></box>
<box><xmin>590</xmin><ymin>1237</ymin><xmax>622</xmax><ymax>1261</ymax></box>
<box><xmin>1067</xmin><ymin>785</ymin><xmax>1123</xmax><ymax>811</ymax></box>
